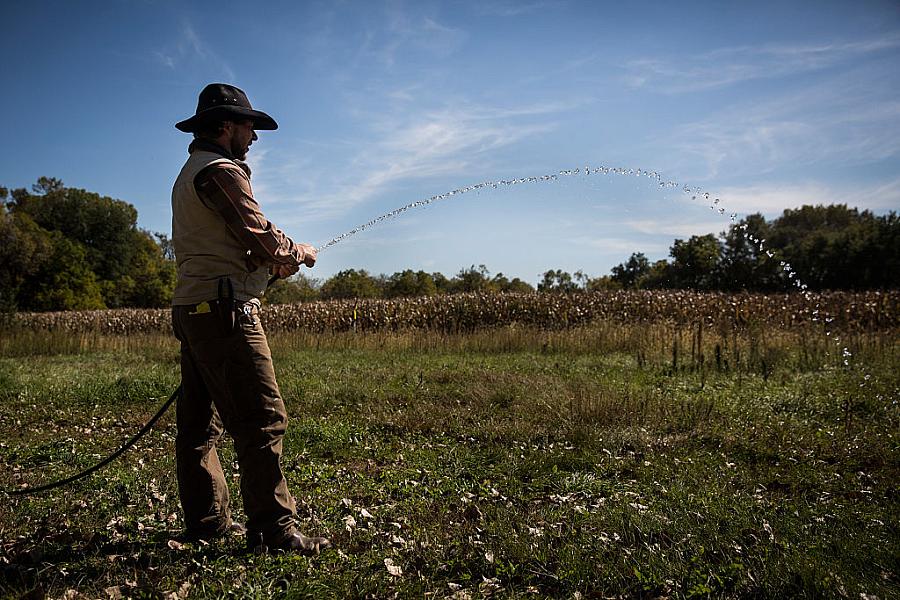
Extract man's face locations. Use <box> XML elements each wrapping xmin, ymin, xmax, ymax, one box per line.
<box><xmin>228</xmin><ymin>120</ymin><xmax>258</xmax><ymax>160</ymax></box>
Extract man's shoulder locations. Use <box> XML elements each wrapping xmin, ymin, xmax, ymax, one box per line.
<box><xmin>188</xmin><ymin>151</ymin><xmax>239</xmax><ymax>169</ymax></box>
<box><xmin>193</xmin><ymin>155</ymin><xmax>249</xmax><ymax>185</ymax></box>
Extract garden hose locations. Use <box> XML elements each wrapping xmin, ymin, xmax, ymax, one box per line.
<box><xmin>1</xmin><ymin>274</ymin><xmax>281</xmax><ymax>497</ymax></box>
<box><xmin>3</xmin><ymin>385</ymin><xmax>182</xmax><ymax>496</ymax></box>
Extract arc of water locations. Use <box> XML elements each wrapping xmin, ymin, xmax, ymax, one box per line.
<box><xmin>312</xmin><ymin>165</ymin><xmax>858</xmax><ymax>371</ymax></box>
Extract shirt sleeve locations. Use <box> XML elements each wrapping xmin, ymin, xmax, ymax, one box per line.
<box><xmin>194</xmin><ymin>162</ymin><xmax>305</xmax><ymax>268</ymax></box>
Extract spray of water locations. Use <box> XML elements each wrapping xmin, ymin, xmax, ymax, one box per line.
<box><xmin>316</xmin><ymin>167</ymin><xmax>676</xmax><ymax>251</ymax></box>
<box><xmin>313</xmin><ymin>164</ymin><xmax>857</xmax><ymax>370</ymax></box>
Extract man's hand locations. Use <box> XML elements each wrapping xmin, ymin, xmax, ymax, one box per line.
<box><xmin>272</xmin><ymin>244</ymin><xmax>316</xmax><ymax>279</ymax></box>
<box><xmin>298</xmin><ymin>243</ymin><xmax>317</xmax><ymax>268</ymax></box>
<box><xmin>274</xmin><ymin>263</ymin><xmax>299</xmax><ymax>279</ymax></box>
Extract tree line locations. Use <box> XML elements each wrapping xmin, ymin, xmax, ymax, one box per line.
<box><xmin>270</xmin><ymin>205</ymin><xmax>899</xmax><ymax>301</ymax></box>
<box><xmin>1</xmin><ymin>178</ymin><xmax>174</xmax><ymax>312</ymax></box>
<box><xmin>605</xmin><ymin>205</ymin><xmax>898</xmax><ymax>292</ymax></box>
<box><xmin>1</xmin><ymin>178</ymin><xmax>896</xmax><ymax>311</ymax></box>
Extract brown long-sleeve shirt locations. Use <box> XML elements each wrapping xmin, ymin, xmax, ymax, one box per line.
<box><xmin>191</xmin><ymin>140</ymin><xmax>305</xmax><ymax>270</ymax></box>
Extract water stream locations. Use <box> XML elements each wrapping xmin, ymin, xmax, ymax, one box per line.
<box><xmin>313</xmin><ymin>164</ymin><xmax>858</xmax><ymax>370</ymax></box>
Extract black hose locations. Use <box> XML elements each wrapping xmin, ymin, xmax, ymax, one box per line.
<box><xmin>3</xmin><ymin>385</ymin><xmax>182</xmax><ymax>496</ymax></box>
<box><xmin>2</xmin><ymin>273</ymin><xmax>283</xmax><ymax>497</ymax></box>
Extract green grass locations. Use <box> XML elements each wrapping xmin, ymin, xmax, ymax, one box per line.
<box><xmin>0</xmin><ymin>325</ymin><xmax>897</xmax><ymax>599</ymax></box>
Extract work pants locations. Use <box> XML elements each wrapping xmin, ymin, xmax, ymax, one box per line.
<box><xmin>171</xmin><ymin>300</ymin><xmax>296</xmax><ymax>545</ymax></box>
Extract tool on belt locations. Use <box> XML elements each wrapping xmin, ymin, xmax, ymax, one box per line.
<box><xmin>2</xmin><ymin>274</ymin><xmax>279</xmax><ymax>496</ymax></box>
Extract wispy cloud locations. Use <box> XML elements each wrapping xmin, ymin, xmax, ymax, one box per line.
<box><xmin>253</xmin><ymin>99</ymin><xmax>573</xmax><ymax>229</ymax></box>
<box><xmin>622</xmin><ymin>218</ymin><xmax>732</xmax><ymax>239</ymax></box>
<box><xmin>153</xmin><ymin>51</ymin><xmax>175</xmax><ymax>69</ymax></box>
<box><xmin>368</xmin><ymin>3</ymin><xmax>467</xmax><ymax>67</ymax></box>
<box><xmin>569</xmin><ymin>235</ymin><xmax>669</xmax><ymax>256</ymax></box>
<box><xmin>666</xmin><ymin>62</ymin><xmax>900</xmax><ymax>179</ymax></box>
<box><xmin>624</xmin><ymin>33</ymin><xmax>900</xmax><ymax>93</ymax></box>
<box><xmin>312</xmin><ymin>108</ymin><xmax>554</xmax><ymax>216</ymax></box>
<box><xmin>474</xmin><ymin>0</ymin><xmax>568</xmax><ymax>17</ymax></box>
<box><xmin>562</xmin><ymin>179</ymin><xmax>900</xmax><ymax>255</ymax></box>
<box><xmin>153</xmin><ymin>21</ymin><xmax>235</xmax><ymax>80</ymax></box>
<box><xmin>714</xmin><ymin>178</ymin><xmax>900</xmax><ymax>216</ymax></box>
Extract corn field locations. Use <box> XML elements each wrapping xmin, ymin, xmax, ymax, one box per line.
<box><xmin>5</xmin><ymin>290</ymin><xmax>896</xmax><ymax>336</ymax></box>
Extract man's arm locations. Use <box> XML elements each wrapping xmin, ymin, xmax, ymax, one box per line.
<box><xmin>194</xmin><ymin>163</ymin><xmax>316</xmax><ymax>270</ymax></box>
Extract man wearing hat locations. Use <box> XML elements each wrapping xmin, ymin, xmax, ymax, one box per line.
<box><xmin>171</xmin><ymin>83</ymin><xmax>330</xmax><ymax>554</ymax></box>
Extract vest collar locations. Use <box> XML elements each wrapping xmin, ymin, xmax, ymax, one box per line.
<box><xmin>187</xmin><ymin>139</ymin><xmax>252</xmax><ymax>178</ymax></box>
<box><xmin>188</xmin><ymin>139</ymin><xmax>235</xmax><ymax>159</ymax></box>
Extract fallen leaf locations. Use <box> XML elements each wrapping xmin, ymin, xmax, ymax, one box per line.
<box><xmin>104</xmin><ymin>586</ymin><xmax>122</xmax><ymax>600</ymax></box>
<box><xmin>480</xmin><ymin>576</ymin><xmax>501</xmax><ymax>596</ymax></box>
<box><xmin>384</xmin><ymin>558</ymin><xmax>403</xmax><ymax>577</ymax></box>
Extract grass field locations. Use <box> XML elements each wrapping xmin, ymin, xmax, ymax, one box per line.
<box><xmin>0</xmin><ymin>319</ymin><xmax>897</xmax><ymax>599</ymax></box>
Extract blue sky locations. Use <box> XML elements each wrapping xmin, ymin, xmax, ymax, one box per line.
<box><xmin>3</xmin><ymin>0</ymin><xmax>899</xmax><ymax>284</ymax></box>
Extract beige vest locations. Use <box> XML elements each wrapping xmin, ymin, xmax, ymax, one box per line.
<box><xmin>171</xmin><ymin>151</ymin><xmax>268</xmax><ymax>305</ymax></box>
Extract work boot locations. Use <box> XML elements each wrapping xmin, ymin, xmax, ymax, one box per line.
<box><xmin>183</xmin><ymin>520</ymin><xmax>246</xmax><ymax>542</ymax></box>
<box><xmin>249</xmin><ymin>531</ymin><xmax>332</xmax><ymax>555</ymax></box>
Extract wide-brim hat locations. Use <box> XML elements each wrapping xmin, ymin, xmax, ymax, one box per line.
<box><xmin>175</xmin><ymin>83</ymin><xmax>278</xmax><ymax>133</ymax></box>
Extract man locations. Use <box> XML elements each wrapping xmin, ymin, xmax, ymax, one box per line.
<box><xmin>171</xmin><ymin>83</ymin><xmax>330</xmax><ymax>554</ymax></box>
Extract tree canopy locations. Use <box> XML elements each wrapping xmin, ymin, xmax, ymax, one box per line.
<box><xmin>1</xmin><ymin>179</ymin><xmax>175</xmax><ymax>311</ymax></box>
<box><xmin>609</xmin><ymin>205</ymin><xmax>898</xmax><ymax>292</ymax></box>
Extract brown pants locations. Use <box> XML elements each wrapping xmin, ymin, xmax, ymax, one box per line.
<box><xmin>172</xmin><ymin>300</ymin><xmax>296</xmax><ymax>545</ymax></box>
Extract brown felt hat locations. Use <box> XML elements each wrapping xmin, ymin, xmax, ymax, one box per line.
<box><xmin>175</xmin><ymin>83</ymin><xmax>278</xmax><ymax>133</ymax></box>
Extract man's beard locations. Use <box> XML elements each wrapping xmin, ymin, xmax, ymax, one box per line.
<box><xmin>230</xmin><ymin>138</ymin><xmax>248</xmax><ymax>161</ymax></box>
